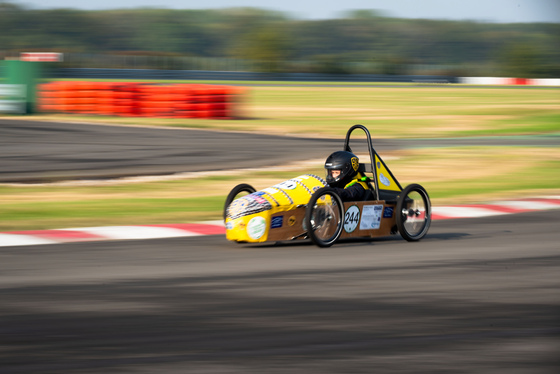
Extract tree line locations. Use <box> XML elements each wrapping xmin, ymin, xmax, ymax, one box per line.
<box><xmin>1</xmin><ymin>1</ymin><xmax>559</xmax><ymax>77</ymax></box>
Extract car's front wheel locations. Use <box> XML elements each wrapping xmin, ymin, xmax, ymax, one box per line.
<box><xmin>305</xmin><ymin>187</ymin><xmax>344</xmax><ymax>247</ymax></box>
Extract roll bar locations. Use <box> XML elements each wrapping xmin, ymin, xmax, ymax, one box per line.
<box><xmin>343</xmin><ymin>124</ymin><xmax>380</xmax><ymax>200</ymax></box>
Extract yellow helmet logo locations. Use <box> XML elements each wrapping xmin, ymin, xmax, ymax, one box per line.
<box><xmin>351</xmin><ymin>157</ymin><xmax>359</xmax><ymax>171</ymax></box>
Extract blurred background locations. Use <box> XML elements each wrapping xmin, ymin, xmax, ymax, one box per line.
<box><xmin>1</xmin><ymin>0</ymin><xmax>559</xmax><ymax>78</ymax></box>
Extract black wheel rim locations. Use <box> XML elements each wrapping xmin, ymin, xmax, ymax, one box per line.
<box><xmin>306</xmin><ymin>188</ymin><xmax>343</xmax><ymax>247</ymax></box>
<box><xmin>397</xmin><ymin>184</ymin><xmax>431</xmax><ymax>241</ymax></box>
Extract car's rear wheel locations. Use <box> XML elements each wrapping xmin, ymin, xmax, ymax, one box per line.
<box><xmin>305</xmin><ymin>187</ymin><xmax>344</xmax><ymax>247</ymax></box>
<box><xmin>223</xmin><ymin>183</ymin><xmax>256</xmax><ymax>220</ymax></box>
<box><xmin>396</xmin><ymin>184</ymin><xmax>431</xmax><ymax>241</ymax></box>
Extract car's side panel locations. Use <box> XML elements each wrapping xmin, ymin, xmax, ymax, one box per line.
<box><xmin>266</xmin><ymin>208</ymin><xmax>307</xmax><ymax>241</ymax></box>
<box><xmin>339</xmin><ymin>201</ymin><xmax>397</xmax><ymax>239</ymax></box>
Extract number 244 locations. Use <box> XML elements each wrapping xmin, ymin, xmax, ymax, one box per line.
<box><xmin>344</xmin><ymin>211</ymin><xmax>359</xmax><ymax>224</ymax></box>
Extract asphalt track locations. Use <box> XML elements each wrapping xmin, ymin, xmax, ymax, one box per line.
<box><xmin>0</xmin><ymin>118</ymin><xmax>340</xmax><ymax>183</ymax></box>
<box><xmin>1</xmin><ymin>118</ymin><xmax>559</xmax><ymax>183</ymax></box>
<box><xmin>1</xmin><ymin>210</ymin><xmax>559</xmax><ymax>373</ymax></box>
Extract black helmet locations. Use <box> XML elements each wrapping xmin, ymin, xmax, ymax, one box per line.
<box><xmin>324</xmin><ymin>151</ymin><xmax>359</xmax><ymax>188</ymax></box>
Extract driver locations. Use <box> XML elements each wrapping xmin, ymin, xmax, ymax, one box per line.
<box><xmin>324</xmin><ymin>150</ymin><xmax>371</xmax><ymax>201</ymax></box>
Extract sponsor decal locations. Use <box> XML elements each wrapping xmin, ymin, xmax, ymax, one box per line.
<box><xmin>383</xmin><ymin>206</ymin><xmax>394</xmax><ymax>218</ymax></box>
<box><xmin>226</xmin><ymin>195</ymin><xmax>273</xmax><ymax>220</ymax></box>
<box><xmin>227</xmin><ymin>198</ymin><xmax>249</xmax><ymax>218</ymax></box>
<box><xmin>226</xmin><ymin>221</ymin><xmax>234</xmax><ymax>230</ymax></box>
<box><xmin>288</xmin><ymin>216</ymin><xmax>297</xmax><ymax>226</ymax></box>
<box><xmin>263</xmin><ymin>188</ymin><xmax>278</xmax><ymax>195</ymax></box>
<box><xmin>351</xmin><ymin>157</ymin><xmax>359</xmax><ymax>171</ymax></box>
<box><xmin>253</xmin><ymin>196</ymin><xmax>268</xmax><ymax>204</ymax></box>
<box><xmin>360</xmin><ymin>205</ymin><xmax>383</xmax><ymax>230</ymax></box>
<box><xmin>379</xmin><ymin>173</ymin><xmax>391</xmax><ymax>187</ymax></box>
<box><xmin>344</xmin><ymin>205</ymin><xmax>360</xmax><ymax>233</ymax></box>
<box><xmin>271</xmin><ymin>216</ymin><xmax>283</xmax><ymax>229</ymax></box>
<box><xmin>273</xmin><ymin>180</ymin><xmax>298</xmax><ymax>190</ymax></box>
<box><xmin>377</xmin><ymin>161</ymin><xmax>381</xmax><ymax>169</ymax></box>
<box><xmin>247</xmin><ymin>216</ymin><xmax>266</xmax><ymax>240</ymax></box>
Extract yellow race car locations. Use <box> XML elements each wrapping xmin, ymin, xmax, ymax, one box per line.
<box><xmin>224</xmin><ymin>125</ymin><xmax>431</xmax><ymax>247</ymax></box>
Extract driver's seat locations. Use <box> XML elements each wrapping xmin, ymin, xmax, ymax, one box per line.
<box><xmin>357</xmin><ymin>163</ymin><xmax>376</xmax><ymax>201</ymax></box>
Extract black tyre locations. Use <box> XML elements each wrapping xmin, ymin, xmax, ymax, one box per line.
<box><xmin>223</xmin><ymin>183</ymin><xmax>256</xmax><ymax>220</ymax></box>
<box><xmin>305</xmin><ymin>187</ymin><xmax>344</xmax><ymax>247</ymax></box>
<box><xmin>396</xmin><ymin>184</ymin><xmax>431</xmax><ymax>241</ymax></box>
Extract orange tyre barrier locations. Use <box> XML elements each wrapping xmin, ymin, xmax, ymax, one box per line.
<box><xmin>37</xmin><ymin>82</ymin><xmax>246</xmax><ymax>119</ymax></box>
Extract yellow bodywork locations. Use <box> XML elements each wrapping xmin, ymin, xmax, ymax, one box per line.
<box><xmin>375</xmin><ymin>154</ymin><xmax>401</xmax><ymax>192</ymax></box>
<box><xmin>225</xmin><ymin>174</ymin><xmax>326</xmax><ymax>243</ymax></box>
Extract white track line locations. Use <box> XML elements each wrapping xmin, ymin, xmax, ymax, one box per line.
<box><xmin>432</xmin><ymin>206</ymin><xmax>507</xmax><ymax>218</ymax></box>
<box><xmin>0</xmin><ymin>234</ymin><xmax>56</xmax><ymax>247</ymax></box>
<box><xmin>58</xmin><ymin>226</ymin><xmax>199</xmax><ymax>240</ymax></box>
<box><xmin>495</xmin><ymin>200</ymin><xmax>560</xmax><ymax>210</ymax></box>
